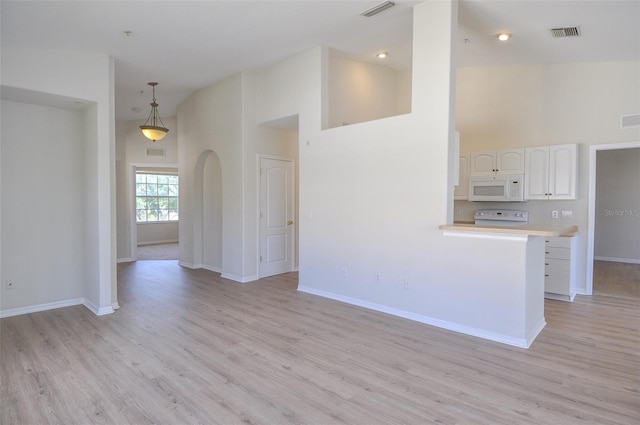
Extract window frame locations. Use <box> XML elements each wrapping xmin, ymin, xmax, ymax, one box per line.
<box><xmin>135</xmin><ymin>171</ymin><xmax>179</xmax><ymax>224</ymax></box>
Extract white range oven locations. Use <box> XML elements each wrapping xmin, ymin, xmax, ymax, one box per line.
<box><xmin>474</xmin><ymin>209</ymin><xmax>529</xmax><ymax>227</ymax></box>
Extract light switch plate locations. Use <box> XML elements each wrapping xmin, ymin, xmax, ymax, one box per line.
<box><xmin>562</xmin><ymin>210</ymin><xmax>573</xmax><ymax>219</ymax></box>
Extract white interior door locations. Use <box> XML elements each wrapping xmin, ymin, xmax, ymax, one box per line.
<box><xmin>259</xmin><ymin>158</ymin><xmax>294</xmax><ymax>278</ymax></box>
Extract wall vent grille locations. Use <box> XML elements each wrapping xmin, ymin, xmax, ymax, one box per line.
<box><xmin>621</xmin><ymin>114</ymin><xmax>640</xmax><ymax>129</ymax></box>
<box><xmin>146</xmin><ymin>147</ymin><xmax>166</xmax><ymax>157</ymax></box>
<box><xmin>550</xmin><ymin>26</ymin><xmax>581</xmax><ymax>38</ymax></box>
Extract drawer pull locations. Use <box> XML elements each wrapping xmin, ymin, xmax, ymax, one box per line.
<box><xmin>545</xmin><ymin>274</ymin><xmax>549</xmax><ymax>277</ymax></box>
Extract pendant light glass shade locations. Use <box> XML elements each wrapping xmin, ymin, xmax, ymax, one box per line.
<box><xmin>140</xmin><ymin>82</ymin><xmax>169</xmax><ymax>142</ymax></box>
<box><xmin>140</xmin><ymin>126</ymin><xmax>169</xmax><ymax>141</ymax></box>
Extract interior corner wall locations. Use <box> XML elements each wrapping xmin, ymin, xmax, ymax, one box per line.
<box><xmin>1</xmin><ymin>46</ymin><xmax>115</xmax><ymax>316</ymax></box>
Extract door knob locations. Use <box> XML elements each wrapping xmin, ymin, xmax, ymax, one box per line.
<box><xmin>287</xmin><ymin>220</ymin><xmax>294</xmax><ymax>225</ymax></box>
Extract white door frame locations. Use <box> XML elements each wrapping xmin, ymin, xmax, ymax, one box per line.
<box><xmin>256</xmin><ymin>154</ymin><xmax>296</xmax><ymax>278</ymax></box>
<box><xmin>129</xmin><ymin>162</ymin><xmax>179</xmax><ymax>261</ymax></box>
<box><xmin>586</xmin><ymin>141</ymin><xmax>640</xmax><ymax>294</ymax></box>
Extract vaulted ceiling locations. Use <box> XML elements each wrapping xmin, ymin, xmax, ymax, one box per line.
<box><xmin>2</xmin><ymin>1</ymin><xmax>638</xmax><ymax>121</ymax></box>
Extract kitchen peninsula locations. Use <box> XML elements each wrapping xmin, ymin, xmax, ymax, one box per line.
<box><xmin>438</xmin><ymin>223</ymin><xmax>577</xmax><ymax>348</ymax></box>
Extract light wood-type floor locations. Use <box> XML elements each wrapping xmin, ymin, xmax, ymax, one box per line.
<box><xmin>2</xmin><ymin>261</ymin><xmax>639</xmax><ymax>424</ymax></box>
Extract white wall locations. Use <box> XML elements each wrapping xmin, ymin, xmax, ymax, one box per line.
<box><xmin>1</xmin><ymin>101</ymin><xmax>86</xmax><ymax>311</ymax></box>
<box><xmin>177</xmin><ymin>75</ymin><xmax>245</xmax><ymax>278</ymax></box>
<box><xmin>1</xmin><ymin>46</ymin><xmax>115</xmax><ymax>316</ymax></box>
<box><xmin>455</xmin><ymin>61</ymin><xmax>640</xmax><ymax>292</ymax></box>
<box><xmin>328</xmin><ymin>55</ymin><xmax>411</xmax><ymax>128</ymax></box>
<box><xmin>594</xmin><ymin>148</ymin><xmax>640</xmax><ymax>262</ymax></box>
<box><xmin>115</xmin><ymin>119</ymin><xmax>178</xmax><ymax>261</ymax></box>
<box><xmin>284</xmin><ymin>2</ymin><xmax>504</xmax><ymax>337</ymax></box>
<box><xmin>137</xmin><ymin>222</ymin><xmax>179</xmax><ymax>245</ymax></box>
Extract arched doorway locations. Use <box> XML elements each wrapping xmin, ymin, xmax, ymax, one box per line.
<box><xmin>194</xmin><ymin>150</ymin><xmax>223</xmax><ymax>272</ymax></box>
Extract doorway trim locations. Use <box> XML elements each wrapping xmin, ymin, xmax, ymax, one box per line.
<box><xmin>129</xmin><ymin>162</ymin><xmax>179</xmax><ymax>261</ymax></box>
<box><xmin>256</xmin><ymin>154</ymin><xmax>296</xmax><ymax>279</ymax></box>
<box><xmin>586</xmin><ymin>141</ymin><xmax>640</xmax><ymax>294</ymax></box>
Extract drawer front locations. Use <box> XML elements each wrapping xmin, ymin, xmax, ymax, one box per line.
<box><xmin>545</xmin><ymin>258</ymin><xmax>571</xmax><ymax>272</ymax></box>
<box><xmin>545</xmin><ymin>271</ymin><xmax>570</xmax><ymax>295</ymax></box>
<box><xmin>545</xmin><ymin>237</ymin><xmax>573</xmax><ymax>249</ymax></box>
<box><xmin>545</xmin><ymin>246</ymin><xmax>571</xmax><ymax>260</ymax></box>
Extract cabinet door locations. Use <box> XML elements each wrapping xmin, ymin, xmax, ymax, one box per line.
<box><xmin>549</xmin><ymin>144</ymin><xmax>577</xmax><ymax>199</ymax></box>
<box><xmin>470</xmin><ymin>152</ymin><xmax>496</xmax><ymax>175</ymax></box>
<box><xmin>524</xmin><ymin>146</ymin><xmax>549</xmax><ymax>199</ymax></box>
<box><xmin>496</xmin><ymin>149</ymin><xmax>524</xmax><ymax>174</ymax></box>
<box><xmin>454</xmin><ymin>154</ymin><xmax>470</xmax><ymax>200</ymax></box>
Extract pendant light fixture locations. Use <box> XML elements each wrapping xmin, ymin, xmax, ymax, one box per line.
<box><xmin>140</xmin><ymin>82</ymin><xmax>169</xmax><ymax>142</ymax></box>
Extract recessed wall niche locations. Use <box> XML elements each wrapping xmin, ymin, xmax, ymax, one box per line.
<box><xmin>326</xmin><ymin>51</ymin><xmax>412</xmax><ymax>130</ymax></box>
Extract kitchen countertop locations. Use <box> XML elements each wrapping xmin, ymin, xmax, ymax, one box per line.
<box><xmin>440</xmin><ymin>223</ymin><xmax>578</xmax><ymax>237</ymax></box>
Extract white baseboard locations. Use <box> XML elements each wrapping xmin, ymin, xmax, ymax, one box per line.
<box><xmin>178</xmin><ymin>261</ymin><xmax>201</xmax><ymax>269</ymax></box>
<box><xmin>179</xmin><ymin>262</ymin><xmax>256</xmax><ymax>282</ymax></box>
<box><xmin>83</xmin><ymin>299</ymin><xmax>114</xmax><ymax>316</ymax></box>
<box><xmin>117</xmin><ymin>257</ymin><xmax>135</xmax><ymax>263</ymax></box>
<box><xmin>201</xmin><ymin>264</ymin><xmax>222</xmax><ymax>274</ymax></box>
<box><xmin>1</xmin><ymin>298</ymin><xmax>84</xmax><ymax>318</ymax></box>
<box><xmin>297</xmin><ymin>286</ymin><xmax>540</xmax><ymax>348</ymax></box>
<box><xmin>594</xmin><ymin>256</ymin><xmax>640</xmax><ymax>264</ymax></box>
<box><xmin>221</xmin><ymin>273</ymin><xmax>258</xmax><ymax>283</ymax></box>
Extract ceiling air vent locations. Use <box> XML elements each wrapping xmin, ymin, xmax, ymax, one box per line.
<box><xmin>550</xmin><ymin>26</ymin><xmax>581</xmax><ymax>38</ymax></box>
<box><xmin>146</xmin><ymin>147</ymin><xmax>166</xmax><ymax>157</ymax></box>
<box><xmin>360</xmin><ymin>1</ymin><xmax>395</xmax><ymax>17</ymax></box>
<box><xmin>621</xmin><ymin>114</ymin><xmax>640</xmax><ymax>129</ymax></box>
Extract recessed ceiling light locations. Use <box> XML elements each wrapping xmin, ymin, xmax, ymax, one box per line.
<box><xmin>497</xmin><ymin>33</ymin><xmax>511</xmax><ymax>41</ymax></box>
<box><xmin>376</xmin><ymin>52</ymin><xmax>388</xmax><ymax>59</ymax></box>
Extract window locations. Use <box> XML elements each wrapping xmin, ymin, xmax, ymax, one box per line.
<box><xmin>136</xmin><ymin>172</ymin><xmax>179</xmax><ymax>222</ymax></box>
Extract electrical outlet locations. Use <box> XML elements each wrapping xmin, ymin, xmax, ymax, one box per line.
<box><xmin>552</xmin><ymin>210</ymin><xmax>559</xmax><ymax>219</ymax></box>
<box><xmin>7</xmin><ymin>279</ymin><xmax>14</xmax><ymax>290</ymax></box>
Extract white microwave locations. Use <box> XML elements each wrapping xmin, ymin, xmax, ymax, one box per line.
<box><xmin>468</xmin><ymin>174</ymin><xmax>525</xmax><ymax>202</ymax></box>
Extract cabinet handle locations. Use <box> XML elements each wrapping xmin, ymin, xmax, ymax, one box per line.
<box><xmin>545</xmin><ymin>252</ymin><xmax>550</xmax><ymax>254</ymax></box>
<box><xmin>545</xmin><ymin>263</ymin><xmax>549</xmax><ymax>265</ymax></box>
<box><xmin>545</xmin><ymin>274</ymin><xmax>549</xmax><ymax>277</ymax></box>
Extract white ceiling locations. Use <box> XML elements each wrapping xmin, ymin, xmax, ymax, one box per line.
<box><xmin>2</xmin><ymin>1</ymin><xmax>639</xmax><ymax>121</ymax></box>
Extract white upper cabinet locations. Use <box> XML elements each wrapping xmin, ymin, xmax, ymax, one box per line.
<box><xmin>470</xmin><ymin>149</ymin><xmax>524</xmax><ymax>176</ymax></box>
<box><xmin>525</xmin><ymin>144</ymin><xmax>577</xmax><ymax>200</ymax></box>
<box><xmin>454</xmin><ymin>153</ymin><xmax>470</xmax><ymax>200</ymax></box>
<box><xmin>497</xmin><ymin>149</ymin><xmax>525</xmax><ymax>174</ymax></box>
